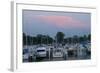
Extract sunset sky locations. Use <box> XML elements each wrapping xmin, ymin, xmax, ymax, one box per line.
<box><xmin>23</xmin><ymin>10</ymin><xmax>91</xmax><ymax>37</ymax></box>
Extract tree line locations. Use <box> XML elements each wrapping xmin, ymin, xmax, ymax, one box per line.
<box><xmin>23</xmin><ymin>32</ymin><xmax>91</xmax><ymax>46</ymax></box>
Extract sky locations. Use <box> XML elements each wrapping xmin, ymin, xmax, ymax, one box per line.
<box><xmin>23</xmin><ymin>10</ymin><xmax>91</xmax><ymax>38</ymax></box>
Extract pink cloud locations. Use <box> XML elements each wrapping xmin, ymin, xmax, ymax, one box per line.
<box><xmin>36</xmin><ymin>16</ymin><xmax>85</xmax><ymax>28</ymax></box>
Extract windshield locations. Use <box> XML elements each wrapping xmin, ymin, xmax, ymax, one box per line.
<box><xmin>37</xmin><ymin>50</ymin><xmax>45</xmax><ymax>52</ymax></box>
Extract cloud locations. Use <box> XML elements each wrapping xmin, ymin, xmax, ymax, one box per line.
<box><xmin>35</xmin><ymin>15</ymin><xmax>85</xmax><ymax>28</ymax></box>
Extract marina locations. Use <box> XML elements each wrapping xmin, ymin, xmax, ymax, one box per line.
<box><xmin>23</xmin><ymin>43</ymin><xmax>91</xmax><ymax>62</ymax></box>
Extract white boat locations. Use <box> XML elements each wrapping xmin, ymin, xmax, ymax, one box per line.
<box><xmin>53</xmin><ymin>48</ymin><xmax>63</xmax><ymax>58</ymax></box>
<box><xmin>36</xmin><ymin>47</ymin><xmax>47</xmax><ymax>58</ymax></box>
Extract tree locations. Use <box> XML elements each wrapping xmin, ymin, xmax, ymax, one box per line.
<box><xmin>47</xmin><ymin>35</ymin><xmax>53</xmax><ymax>44</ymax></box>
<box><xmin>67</xmin><ymin>37</ymin><xmax>72</xmax><ymax>44</ymax></box>
<box><xmin>73</xmin><ymin>35</ymin><xmax>79</xmax><ymax>44</ymax></box>
<box><xmin>56</xmin><ymin>32</ymin><xmax>65</xmax><ymax>44</ymax></box>
<box><xmin>27</xmin><ymin>35</ymin><xmax>31</xmax><ymax>45</ymax></box>
<box><xmin>36</xmin><ymin>34</ymin><xmax>53</xmax><ymax>44</ymax></box>
<box><xmin>23</xmin><ymin>33</ymin><xmax>26</xmax><ymax>45</ymax></box>
<box><xmin>36</xmin><ymin>34</ymin><xmax>43</xmax><ymax>44</ymax></box>
<box><xmin>32</xmin><ymin>37</ymin><xmax>37</xmax><ymax>45</ymax></box>
<box><xmin>83</xmin><ymin>35</ymin><xmax>87</xmax><ymax>41</ymax></box>
<box><xmin>88</xmin><ymin>34</ymin><xmax>91</xmax><ymax>41</ymax></box>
